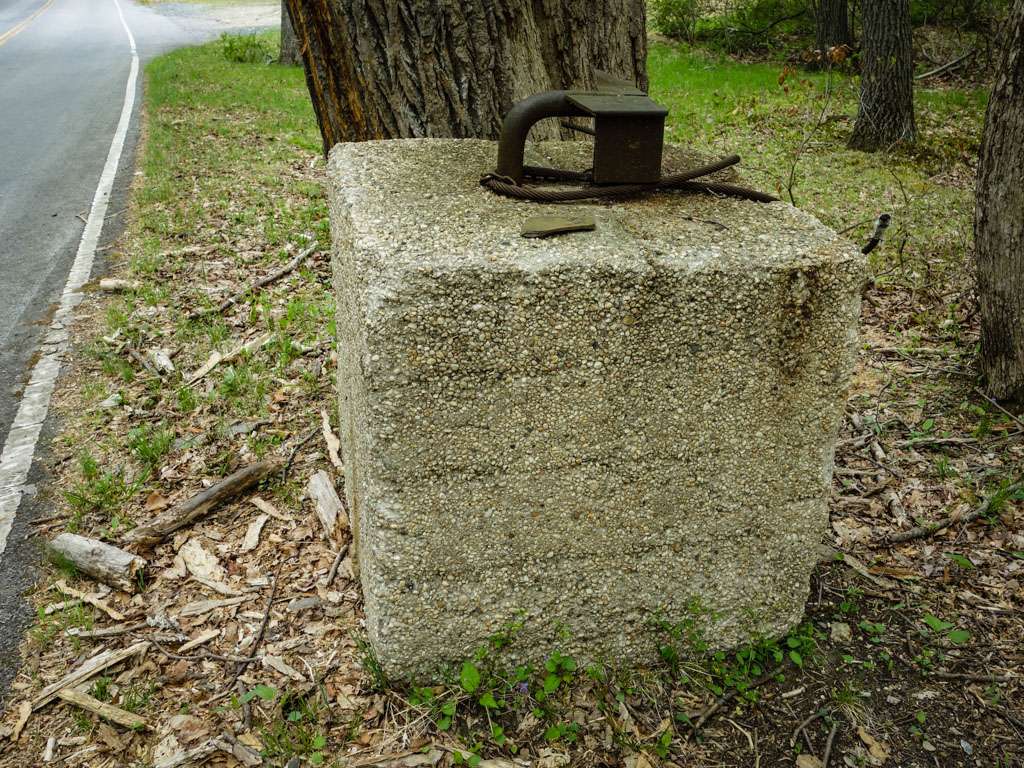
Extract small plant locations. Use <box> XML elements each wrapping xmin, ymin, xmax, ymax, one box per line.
<box><xmin>220</xmin><ymin>33</ymin><xmax>274</xmax><ymax>65</ymax></box>
<box><xmin>90</xmin><ymin>676</ymin><xmax>114</xmax><ymax>703</ymax></box>
<box><xmin>128</xmin><ymin>422</ymin><xmax>174</xmax><ymax>467</ymax></box>
<box><xmin>65</xmin><ymin>451</ymin><xmax>137</xmax><ymax>527</ymax></box>
<box><xmin>921</xmin><ymin>614</ymin><xmax>970</xmax><ymax>645</ymax></box>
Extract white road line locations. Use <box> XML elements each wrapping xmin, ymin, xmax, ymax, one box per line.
<box><xmin>0</xmin><ymin>0</ymin><xmax>138</xmax><ymax>559</ymax></box>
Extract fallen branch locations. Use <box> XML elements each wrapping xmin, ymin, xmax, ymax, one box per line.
<box><xmin>822</xmin><ymin>720</ymin><xmax>840</xmax><ymax>767</ymax></box>
<box><xmin>188</xmin><ymin>243</ymin><xmax>317</xmax><ymax>320</ymax></box>
<box><xmin>916</xmin><ymin>49</ymin><xmax>975</xmax><ymax>80</ymax></box>
<box><xmin>186</xmin><ymin>332</ymin><xmax>273</xmax><ymax>385</ymax></box>
<box><xmin>126</xmin><ymin>458</ymin><xmax>283</xmax><ymax>546</ymax></box>
<box><xmin>57</xmin><ymin>688</ymin><xmax>147</xmax><ymax>730</ymax></box>
<box><xmin>33</xmin><ymin>641</ymin><xmax>148</xmax><ymax>710</ymax></box>
<box><xmin>48</xmin><ymin>533</ymin><xmax>146</xmax><ymax>593</ymax></box>
<box><xmin>886</xmin><ymin>481</ymin><xmax>1022</xmax><ymax>544</ymax></box>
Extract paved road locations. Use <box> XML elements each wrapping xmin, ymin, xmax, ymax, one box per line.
<box><xmin>0</xmin><ymin>0</ymin><xmax>278</xmax><ymax>706</ymax></box>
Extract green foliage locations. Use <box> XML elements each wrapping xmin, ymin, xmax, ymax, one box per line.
<box><xmin>257</xmin><ymin>688</ymin><xmax>330</xmax><ymax>765</ymax></box>
<box><xmin>220</xmin><ymin>33</ymin><xmax>274</xmax><ymax>65</ymax></box>
<box><xmin>127</xmin><ymin>421</ymin><xmax>174</xmax><ymax>467</ymax></box>
<box><xmin>650</xmin><ymin>0</ymin><xmax>701</xmax><ymax>40</ymax></box>
<box><xmin>64</xmin><ymin>451</ymin><xmax>138</xmax><ymax>531</ymax></box>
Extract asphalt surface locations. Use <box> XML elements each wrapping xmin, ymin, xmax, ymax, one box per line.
<box><xmin>0</xmin><ymin>0</ymin><xmax>278</xmax><ymax>706</ymax></box>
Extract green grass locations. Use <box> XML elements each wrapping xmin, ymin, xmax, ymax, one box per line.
<box><xmin>648</xmin><ymin>43</ymin><xmax>986</xmax><ymax>304</ymax></box>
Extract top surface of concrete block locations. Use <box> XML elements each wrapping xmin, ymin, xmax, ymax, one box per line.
<box><xmin>328</xmin><ymin>138</ymin><xmax>847</xmax><ymax>275</ymax></box>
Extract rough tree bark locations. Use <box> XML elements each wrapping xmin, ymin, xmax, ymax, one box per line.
<box><xmin>975</xmin><ymin>0</ymin><xmax>1024</xmax><ymax>402</ymax></box>
<box><xmin>279</xmin><ymin>0</ymin><xmax>301</xmax><ymax>66</ymax></box>
<box><xmin>284</xmin><ymin>0</ymin><xmax>648</xmax><ymax>153</ymax></box>
<box><xmin>813</xmin><ymin>0</ymin><xmax>852</xmax><ymax>60</ymax></box>
<box><xmin>848</xmin><ymin>0</ymin><xmax>916</xmax><ymax>150</ymax></box>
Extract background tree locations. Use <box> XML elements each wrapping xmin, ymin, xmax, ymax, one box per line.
<box><xmin>812</xmin><ymin>0</ymin><xmax>852</xmax><ymax>60</ymax></box>
<box><xmin>284</xmin><ymin>0</ymin><xmax>647</xmax><ymax>153</ymax></box>
<box><xmin>975</xmin><ymin>0</ymin><xmax>1024</xmax><ymax>401</ymax></box>
<box><xmin>279</xmin><ymin>0</ymin><xmax>301</xmax><ymax>66</ymax></box>
<box><xmin>848</xmin><ymin>0</ymin><xmax>916</xmax><ymax>150</ymax></box>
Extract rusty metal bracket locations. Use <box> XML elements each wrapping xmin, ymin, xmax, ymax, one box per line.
<box><xmin>495</xmin><ymin>88</ymin><xmax>668</xmax><ymax>185</ymax></box>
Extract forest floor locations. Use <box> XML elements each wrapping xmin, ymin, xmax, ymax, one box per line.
<box><xmin>1</xmin><ymin>30</ymin><xmax>1021</xmax><ymax>768</ymax></box>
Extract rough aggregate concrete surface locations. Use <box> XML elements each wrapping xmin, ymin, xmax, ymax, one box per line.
<box><xmin>327</xmin><ymin>138</ymin><xmax>865</xmax><ymax>679</ymax></box>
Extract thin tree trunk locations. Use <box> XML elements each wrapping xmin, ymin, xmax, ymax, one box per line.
<box><xmin>975</xmin><ymin>0</ymin><xmax>1024</xmax><ymax>402</ymax></box>
<box><xmin>285</xmin><ymin>0</ymin><xmax>648</xmax><ymax>154</ymax></box>
<box><xmin>814</xmin><ymin>0</ymin><xmax>852</xmax><ymax>61</ymax></box>
<box><xmin>848</xmin><ymin>0</ymin><xmax>916</xmax><ymax>150</ymax></box>
<box><xmin>279</xmin><ymin>0</ymin><xmax>301</xmax><ymax>66</ymax></box>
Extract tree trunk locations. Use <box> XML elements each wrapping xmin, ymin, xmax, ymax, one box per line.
<box><xmin>848</xmin><ymin>0</ymin><xmax>916</xmax><ymax>150</ymax></box>
<box><xmin>975</xmin><ymin>0</ymin><xmax>1024</xmax><ymax>402</ymax></box>
<box><xmin>284</xmin><ymin>0</ymin><xmax>648</xmax><ymax>154</ymax></box>
<box><xmin>279</xmin><ymin>0</ymin><xmax>301</xmax><ymax>66</ymax></box>
<box><xmin>814</xmin><ymin>0</ymin><xmax>852</xmax><ymax>61</ymax></box>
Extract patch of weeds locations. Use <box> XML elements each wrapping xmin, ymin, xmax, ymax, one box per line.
<box><xmin>31</xmin><ymin>602</ymin><xmax>95</xmax><ymax>652</ymax></box>
<box><xmin>254</xmin><ymin>686</ymin><xmax>330</xmax><ymax>766</ymax></box>
<box><xmin>176</xmin><ymin>385</ymin><xmax>199</xmax><ymax>413</ymax></box>
<box><xmin>64</xmin><ymin>451</ymin><xmax>138</xmax><ymax>530</ymax></box>
<box><xmin>220</xmin><ymin>33</ymin><xmax>274</xmax><ymax>65</ymax></box>
<box><xmin>355</xmin><ymin>635</ymin><xmax>389</xmax><ymax>692</ymax></box>
<box><xmin>128</xmin><ymin>422</ymin><xmax>174</xmax><ymax>467</ymax></box>
<box><xmin>120</xmin><ymin>681</ymin><xmax>155</xmax><ymax>714</ymax></box>
<box><xmin>90</xmin><ymin>676</ymin><xmax>114</xmax><ymax>703</ymax></box>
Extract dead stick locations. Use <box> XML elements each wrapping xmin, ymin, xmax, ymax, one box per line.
<box><xmin>790</xmin><ymin>710</ymin><xmax>825</xmax><ymax>748</ymax></box>
<box><xmin>822</xmin><ymin>720</ymin><xmax>840</xmax><ymax>767</ymax></box>
<box><xmin>326</xmin><ymin>544</ymin><xmax>350</xmax><ymax>586</ymax></box>
<box><xmin>126</xmin><ymin>458</ymin><xmax>283</xmax><ymax>546</ymax></box>
<box><xmin>228</xmin><ymin>570</ymin><xmax>280</xmax><ymax>691</ymax></box>
<box><xmin>188</xmin><ymin>244</ymin><xmax>317</xmax><ymax>320</ymax></box>
<box><xmin>886</xmin><ymin>481</ymin><xmax>1021</xmax><ymax>544</ymax></box>
<box><xmin>929</xmin><ymin>671</ymin><xmax>1018</xmax><ymax>683</ymax></box>
<box><xmin>690</xmin><ymin>667</ymin><xmax>780</xmax><ymax>736</ymax></box>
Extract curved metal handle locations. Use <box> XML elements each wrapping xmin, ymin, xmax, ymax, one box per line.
<box><xmin>495</xmin><ymin>91</ymin><xmax>588</xmax><ymax>184</ymax></box>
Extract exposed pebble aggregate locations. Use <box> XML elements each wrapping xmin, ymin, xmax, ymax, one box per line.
<box><xmin>328</xmin><ymin>139</ymin><xmax>865</xmax><ymax>680</ymax></box>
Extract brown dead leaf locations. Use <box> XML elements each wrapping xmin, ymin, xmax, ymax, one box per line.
<box><xmin>857</xmin><ymin>726</ymin><xmax>890</xmax><ymax>764</ymax></box>
<box><xmin>144</xmin><ymin>491</ymin><xmax>171</xmax><ymax>512</ymax></box>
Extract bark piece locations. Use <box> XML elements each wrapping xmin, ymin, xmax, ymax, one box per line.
<box><xmin>98</xmin><ymin>278</ymin><xmax>139</xmax><ymax>292</ymax></box>
<box><xmin>56</xmin><ymin>689</ymin><xmax>147</xmax><ymax>730</ymax></box>
<box><xmin>240</xmin><ymin>514</ymin><xmax>269</xmax><ymax>553</ymax></box>
<box><xmin>975</xmin><ymin>1</ymin><xmax>1024</xmax><ymax>400</ymax></box>
<box><xmin>285</xmin><ymin>0</ymin><xmax>647</xmax><ymax>152</ymax></box>
<box><xmin>48</xmin><ymin>534</ymin><xmax>146</xmax><ymax>593</ymax></box>
<box><xmin>178</xmin><ymin>595</ymin><xmax>252</xmax><ymax>617</ymax></box>
<box><xmin>306</xmin><ymin>470</ymin><xmax>346</xmax><ymax>543</ymax></box>
<box><xmin>126</xmin><ymin>458</ymin><xmax>283</xmax><ymax>546</ymax></box>
<box><xmin>848</xmin><ymin>0</ymin><xmax>916</xmax><ymax>150</ymax></box>
<box><xmin>33</xmin><ymin>641</ymin><xmax>148</xmax><ymax>710</ymax></box>
<box><xmin>53</xmin><ymin>580</ymin><xmax>125</xmax><ymax>621</ymax></box>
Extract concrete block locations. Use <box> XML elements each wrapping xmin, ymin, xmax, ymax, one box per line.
<box><xmin>327</xmin><ymin>138</ymin><xmax>864</xmax><ymax>679</ymax></box>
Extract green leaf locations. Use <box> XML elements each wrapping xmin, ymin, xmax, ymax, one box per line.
<box><xmin>437</xmin><ymin>717</ymin><xmax>451</xmax><ymax>731</ymax></box>
<box><xmin>1010</xmin><ymin>551</ymin><xmax>1024</xmax><ymax>560</ymax></box>
<box><xmin>479</xmin><ymin>692</ymin><xmax>498</xmax><ymax>709</ymax></box>
<box><xmin>922</xmin><ymin>614</ymin><xmax>953</xmax><ymax>633</ymax></box>
<box><xmin>789</xmin><ymin>650</ymin><xmax>803</xmax><ymax>667</ymax></box>
<box><xmin>787</xmin><ymin>636</ymin><xmax>800</xmax><ymax>648</ymax></box>
<box><xmin>310</xmin><ymin>754</ymin><xmax>324</xmax><ymax>766</ymax></box>
<box><xmin>441</xmin><ymin>701</ymin><xmax>456</xmax><ymax>716</ymax></box>
<box><xmin>543</xmin><ymin>673</ymin><xmax>561</xmax><ymax>694</ymax></box>
<box><xmin>562</xmin><ymin>657</ymin><xmax>577</xmax><ymax>672</ymax></box>
<box><xmin>544</xmin><ymin>725</ymin><xmax>563</xmax><ymax>741</ymax></box>
<box><xmin>313</xmin><ymin>735</ymin><xmax>327</xmax><ymax>749</ymax></box>
<box><xmin>944</xmin><ymin>552</ymin><xmax>974</xmax><ymax>569</ymax></box>
<box><xmin>468</xmin><ymin>755</ymin><xmax>482</xmax><ymax>767</ymax></box>
<box><xmin>241</xmin><ymin>684</ymin><xmax>277</xmax><ymax>703</ymax></box>
<box><xmin>460</xmin><ymin>661</ymin><xmax>481</xmax><ymax>694</ymax></box>
<box><xmin>947</xmin><ymin>629</ymin><xmax>970</xmax><ymax>645</ymax></box>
